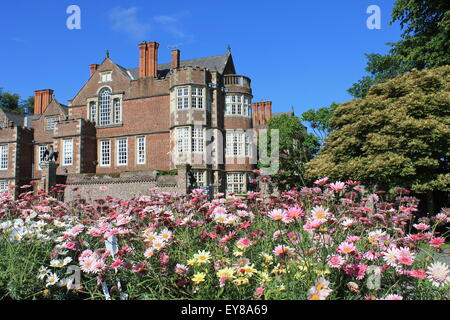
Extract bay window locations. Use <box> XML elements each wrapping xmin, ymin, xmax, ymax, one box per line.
<box><xmin>225</xmin><ymin>95</ymin><xmax>252</xmax><ymax>117</ymax></box>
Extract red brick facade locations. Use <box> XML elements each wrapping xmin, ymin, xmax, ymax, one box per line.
<box><xmin>0</xmin><ymin>41</ymin><xmax>283</xmax><ymax>196</ymax></box>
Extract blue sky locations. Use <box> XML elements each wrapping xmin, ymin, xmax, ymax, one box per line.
<box><xmin>0</xmin><ymin>0</ymin><xmax>402</xmax><ymax>114</ymax></box>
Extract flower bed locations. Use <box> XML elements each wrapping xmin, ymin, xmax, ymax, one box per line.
<box><xmin>0</xmin><ymin>180</ymin><xmax>449</xmax><ymax>300</ymax></box>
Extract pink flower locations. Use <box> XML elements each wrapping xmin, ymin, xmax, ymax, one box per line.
<box><xmin>397</xmin><ymin>248</ymin><xmax>415</xmax><ymax>266</ymax></box>
<box><xmin>175</xmin><ymin>264</ymin><xmax>189</xmax><ymax>276</ymax></box>
<box><xmin>383</xmin><ymin>294</ymin><xmax>403</xmax><ymax>300</ymax></box>
<box><xmin>269</xmin><ymin>209</ymin><xmax>285</xmax><ymax>221</ymax></box>
<box><xmin>346</xmin><ymin>236</ymin><xmax>360</xmax><ymax>243</ymax></box>
<box><xmin>327</xmin><ymin>255</ymin><xmax>345</xmax><ymax>269</ymax></box>
<box><xmin>314</xmin><ymin>177</ymin><xmax>329</xmax><ymax>186</ymax></box>
<box><xmin>286</xmin><ymin>207</ymin><xmax>305</xmax><ymax>219</ymax></box>
<box><xmin>303</xmin><ymin>219</ymin><xmax>327</xmax><ymax>231</ymax></box>
<box><xmin>413</xmin><ymin>223</ymin><xmax>430</xmax><ymax>231</ymax></box>
<box><xmin>343</xmin><ymin>263</ymin><xmax>369</xmax><ymax>280</ymax></box>
<box><xmin>64</xmin><ymin>241</ymin><xmax>78</xmax><ymax>251</ymax></box>
<box><xmin>110</xmin><ymin>258</ymin><xmax>123</xmax><ymax>269</ymax></box>
<box><xmin>287</xmin><ymin>231</ymin><xmax>301</xmax><ymax>244</ymax></box>
<box><xmin>409</xmin><ymin>269</ymin><xmax>427</xmax><ymax>279</ymax></box>
<box><xmin>429</xmin><ymin>237</ymin><xmax>445</xmax><ymax>248</ymax></box>
<box><xmin>337</xmin><ymin>242</ymin><xmax>357</xmax><ymax>255</ymax></box>
<box><xmin>253</xmin><ymin>286</ymin><xmax>265</xmax><ymax>299</ymax></box>
<box><xmin>237</xmin><ymin>238</ymin><xmax>253</xmax><ymax>248</ymax></box>
<box><xmin>99</xmin><ymin>186</ymin><xmax>108</xmax><ymax>191</ymax></box>
<box><xmin>273</xmin><ymin>245</ymin><xmax>291</xmax><ymax>257</ymax></box>
<box><xmin>329</xmin><ymin>181</ymin><xmax>346</xmax><ymax>192</ymax></box>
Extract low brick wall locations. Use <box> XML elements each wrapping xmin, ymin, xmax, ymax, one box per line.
<box><xmin>63</xmin><ymin>168</ymin><xmax>187</xmax><ymax>202</ymax></box>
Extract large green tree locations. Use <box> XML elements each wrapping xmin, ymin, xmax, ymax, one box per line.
<box><xmin>306</xmin><ymin>66</ymin><xmax>450</xmax><ymax>204</ymax></box>
<box><xmin>260</xmin><ymin>114</ymin><xmax>319</xmax><ymax>190</ymax></box>
<box><xmin>301</xmin><ymin>102</ymin><xmax>338</xmax><ymax>147</ymax></box>
<box><xmin>349</xmin><ymin>0</ymin><xmax>450</xmax><ymax>98</ymax></box>
<box><xmin>0</xmin><ymin>90</ymin><xmax>34</xmax><ymax>114</ymax></box>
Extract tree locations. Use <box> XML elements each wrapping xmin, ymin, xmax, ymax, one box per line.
<box><xmin>306</xmin><ymin>66</ymin><xmax>450</xmax><ymax>209</ymax></box>
<box><xmin>20</xmin><ymin>95</ymin><xmax>35</xmax><ymax>115</ymax></box>
<box><xmin>0</xmin><ymin>90</ymin><xmax>34</xmax><ymax>115</ymax></box>
<box><xmin>260</xmin><ymin>114</ymin><xmax>319</xmax><ymax>190</ymax></box>
<box><xmin>301</xmin><ymin>102</ymin><xmax>338</xmax><ymax>147</ymax></box>
<box><xmin>0</xmin><ymin>91</ymin><xmax>20</xmax><ymax>113</ymax></box>
<box><xmin>348</xmin><ymin>0</ymin><xmax>450</xmax><ymax>98</ymax></box>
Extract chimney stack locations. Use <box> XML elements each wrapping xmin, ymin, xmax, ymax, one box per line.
<box><xmin>252</xmin><ymin>101</ymin><xmax>272</xmax><ymax>126</ymax></box>
<box><xmin>172</xmin><ymin>49</ymin><xmax>180</xmax><ymax>69</ymax></box>
<box><xmin>139</xmin><ymin>41</ymin><xmax>159</xmax><ymax>78</ymax></box>
<box><xmin>90</xmin><ymin>64</ymin><xmax>99</xmax><ymax>77</ymax></box>
<box><xmin>34</xmin><ymin>89</ymin><xmax>54</xmax><ymax>115</ymax></box>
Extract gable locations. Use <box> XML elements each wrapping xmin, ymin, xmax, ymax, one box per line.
<box><xmin>70</xmin><ymin>57</ymin><xmax>132</xmax><ymax>106</ymax></box>
<box><xmin>41</xmin><ymin>100</ymin><xmax>67</xmax><ymax>118</ymax></box>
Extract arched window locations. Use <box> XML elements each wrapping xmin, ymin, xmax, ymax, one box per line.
<box><xmin>99</xmin><ymin>88</ymin><xmax>111</xmax><ymax>125</ymax></box>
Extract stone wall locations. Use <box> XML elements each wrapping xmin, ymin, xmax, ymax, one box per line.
<box><xmin>63</xmin><ymin>165</ymin><xmax>190</xmax><ymax>202</ymax></box>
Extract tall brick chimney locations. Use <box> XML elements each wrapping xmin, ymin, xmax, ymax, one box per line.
<box><xmin>139</xmin><ymin>41</ymin><xmax>159</xmax><ymax>78</ymax></box>
<box><xmin>90</xmin><ymin>64</ymin><xmax>99</xmax><ymax>77</ymax></box>
<box><xmin>172</xmin><ymin>49</ymin><xmax>180</xmax><ymax>69</ymax></box>
<box><xmin>253</xmin><ymin>101</ymin><xmax>272</xmax><ymax>126</ymax></box>
<box><xmin>34</xmin><ymin>89</ymin><xmax>54</xmax><ymax>115</ymax></box>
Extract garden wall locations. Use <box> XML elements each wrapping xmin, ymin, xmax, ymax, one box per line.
<box><xmin>63</xmin><ymin>165</ymin><xmax>189</xmax><ymax>202</ymax></box>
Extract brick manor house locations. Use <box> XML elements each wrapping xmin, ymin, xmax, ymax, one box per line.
<box><xmin>0</xmin><ymin>41</ymin><xmax>292</xmax><ymax>196</ymax></box>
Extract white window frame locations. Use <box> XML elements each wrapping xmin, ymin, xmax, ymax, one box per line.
<box><xmin>0</xmin><ymin>180</ymin><xmax>8</xmax><ymax>193</ymax></box>
<box><xmin>226</xmin><ymin>131</ymin><xmax>246</xmax><ymax>157</ymax></box>
<box><xmin>116</xmin><ymin>138</ymin><xmax>128</xmax><ymax>166</ymax></box>
<box><xmin>99</xmin><ymin>88</ymin><xmax>112</xmax><ymax>126</ymax></box>
<box><xmin>0</xmin><ymin>145</ymin><xmax>8</xmax><ymax>170</ymax></box>
<box><xmin>136</xmin><ymin>136</ymin><xmax>146</xmax><ymax>165</ymax></box>
<box><xmin>192</xmin><ymin>171</ymin><xmax>206</xmax><ymax>187</ymax></box>
<box><xmin>38</xmin><ymin>145</ymin><xmax>47</xmax><ymax>170</ymax></box>
<box><xmin>227</xmin><ymin>173</ymin><xmax>246</xmax><ymax>194</ymax></box>
<box><xmin>62</xmin><ymin>139</ymin><xmax>73</xmax><ymax>166</ymax></box>
<box><xmin>177</xmin><ymin>87</ymin><xmax>189</xmax><ymax>110</ymax></box>
<box><xmin>192</xmin><ymin>128</ymin><xmax>204</xmax><ymax>153</ymax></box>
<box><xmin>225</xmin><ymin>95</ymin><xmax>252</xmax><ymax>117</ymax></box>
<box><xmin>114</xmin><ymin>98</ymin><xmax>122</xmax><ymax>124</ymax></box>
<box><xmin>101</xmin><ymin>72</ymin><xmax>112</xmax><ymax>83</ymax></box>
<box><xmin>191</xmin><ymin>87</ymin><xmax>204</xmax><ymax>109</ymax></box>
<box><xmin>46</xmin><ymin>117</ymin><xmax>58</xmax><ymax>130</ymax></box>
<box><xmin>100</xmin><ymin>140</ymin><xmax>111</xmax><ymax>167</ymax></box>
<box><xmin>89</xmin><ymin>102</ymin><xmax>97</xmax><ymax>123</ymax></box>
<box><xmin>176</xmin><ymin>127</ymin><xmax>190</xmax><ymax>153</ymax></box>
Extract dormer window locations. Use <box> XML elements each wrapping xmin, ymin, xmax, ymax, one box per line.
<box><xmin>101</xmin><ymin>72</ymin><xmax>112</xmax><ymax>83</ymax></box>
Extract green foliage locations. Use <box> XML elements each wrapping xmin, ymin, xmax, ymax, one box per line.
<box><xmin>157</xmin><ymin>169</ymin><xmax>178</xmax><ymax>176</ymax></box>
<box><xmin>0</xmin><ymin>236</ymin><xmax>54</xmax><ymax>299</ymax></box>
<box><xmin>348</xmin><ymin>0</ymin><xmax>450</xmax><ymax>98</ymax></box>
<box><xmin>306</xmin><ymin>66</ymin><xmax>450</xmax><ymax>194</ymax></box>
<box><xmin>261</xmin><ymin>114</ymin><xmax>318</xmax><ymax>190</ymax></box>
<box><xmin>0</xmin><ymin>90</ymin><xmax>35</xmax><ymax>115</ymax></box>
<box><xmin>301</xmin><ymin>103</ymin><xmax>338</xmax><ymax>146</ymax></box>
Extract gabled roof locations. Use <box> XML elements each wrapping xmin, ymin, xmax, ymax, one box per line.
<box><xmin>126</xmin><ymin>53</ymin><xmax>231</xmax><ymax>80</ymax></box>
<box><xmin>33</xmin><ymin>99</ymin><xmax>69</xmax><ymax>120</ymax></box>
<box><xmin>3</xmin><ymin>112</ymin><xmax>25</xmax><ymax>127</ymax></box>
